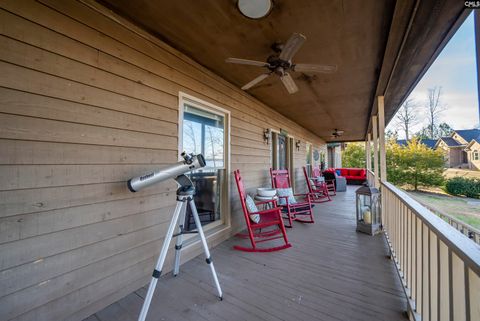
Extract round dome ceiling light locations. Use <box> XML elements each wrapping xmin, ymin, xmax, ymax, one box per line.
<box><xmin>237</xmin><ymin>0</ymin><xmax>273</xmax><ymax>19</ymax></box>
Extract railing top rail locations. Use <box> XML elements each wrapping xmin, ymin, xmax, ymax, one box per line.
<box><xmin>382</xmin><ymin>181</ymin><xmax>480</xmax><ymax>274</ymax></box>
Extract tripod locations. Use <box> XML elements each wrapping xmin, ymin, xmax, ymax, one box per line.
<box><xmin>137</xmin><ymin>174</ymin><xmax>223</xmax><ymax>321</ymax></box>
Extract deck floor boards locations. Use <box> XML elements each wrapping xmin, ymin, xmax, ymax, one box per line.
<box><xmin>86</xmin><ymin>186</ymin><xmax>407</xmax><ymax>321</ymax></box>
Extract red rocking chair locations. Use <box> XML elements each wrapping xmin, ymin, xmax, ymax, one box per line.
<box><xmin>233</xmin><ymin>170</ymin><xmax>291</xmax><ymax>252</ymax></box>
<box><xmin>270</xmin><ymin>169</ymin><xmax>314</xmax><ymax>227</ymax></box>
<box><xmin>322</xmin><ymin>170</ymin><xmax>337</xmax><ymax>196</ymax></box>
<box><xmin>303</xmin><ymin>166</ymin><xmax>331</xmax><ymax>203</ymax></box>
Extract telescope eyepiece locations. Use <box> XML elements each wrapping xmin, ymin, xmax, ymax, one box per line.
<box><xmin>181</xmin><ymin>152</ymin><xmax>194</xmax><ymax>164</ymax></box>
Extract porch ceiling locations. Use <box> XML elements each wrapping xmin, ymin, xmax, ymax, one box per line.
<box><xmin>99</xmin><ymin>0</ymin><xmax>466</xmax><ymax>142</ymax></box>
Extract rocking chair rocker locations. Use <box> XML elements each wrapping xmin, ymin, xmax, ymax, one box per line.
<box><xmin>270</xmin><ymin>169</ymin><xmax>314</xmax><ymax>227</ymax></box>
<box><xmin>233</xmin><ymin>170</ymin><xmax>291</xmax><ymax>252</ymax></box>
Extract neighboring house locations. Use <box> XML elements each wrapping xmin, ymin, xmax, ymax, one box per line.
<box><xmin>465</xmin><ymin>138</ymin><xmax>480</xmax><ymax>170</ymax></box>
<box><xmin>435</xmin><ymin>129</ymin><xmax>480</xmax><ymax>169</ymax></box>
<box><xmin>396</xmin><ymin>139</ymin><xmax>437</xmax><ymax>149</ymax></box>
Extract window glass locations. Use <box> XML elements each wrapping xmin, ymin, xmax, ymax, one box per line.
<box><xmin>183</xmin><ymin>105</ymin><xmax>225</xmax><ymax>169</ymax></box>
<box><xmin>181</xmin><ymin>103</ymin><xmax>227</xmax><ymax>230</ymax></box>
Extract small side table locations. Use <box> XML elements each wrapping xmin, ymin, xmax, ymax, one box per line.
<box><xmin>254</xmin><ymin>195</ymin><xmax>278</xmax><ymax>210</ymax></box>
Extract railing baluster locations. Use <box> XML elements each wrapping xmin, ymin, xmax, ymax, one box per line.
<box><xmin>452</xmin><ymin>252</ymin><xmax>466</xmax><ymax>321</ymax></box>
<box><xmin>423</xmin><ymin>224</ymin><xmax>430</xmax><ymax>320</ymax></box>
<box><xmin>412</xmin><ymin>213</ymin><xmax>417</xmax><ymax>304</ymax></box>
<box><xmin>417</xmin><ymin>217</ymin><xmax>423</xmax><ymax>315</ymax></box>
<box><xmin>468</xmin><ymin>268</ymin><xmax>479</xmax><ymax>319</ymax></box>
<box><xmin>404</xmin><ymin>205</ymin><xmax>407</xmax><ymax>284</ymax></box>
<box><xmin>439</xmin><ymin>241</ymin><xmax>449</xmax><ymax>321</ymax></box>
<box><xmin>401</xmin><ymin>203</ymin><xmax>404</xmax><ymax>275</ymax></box>
<box><xmin>430</xmin><ymin>231</ymin><xmax>438</xmax><ymax>321</ymax></box>
<box><xmin>406</xmin><ymin>208</ymin><xmax>411</xmax><ymax>288</ymax></box>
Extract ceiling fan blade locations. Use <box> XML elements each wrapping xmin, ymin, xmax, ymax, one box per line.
<box><xmin>293</xmin><ymin>63</ymin><xmax>337</xmax><ymax>73</ymax></box>
<box><xmin>279</xmin><ymin>33</ymin><xmax>306</xmax><ymax>61</ymax></box>
<box><xmin>241</xmin><ymin>73</ymin><xmax>271</xmax><ymax>90</ymax></box>
<box><xmin>280</xmin><ymin>72</ymin><xmax>298</xmax><ymax>94</ymax></box>
<box><xmin>226</xmin><ymin>58</ymin><xmax>268</xmax><ymax>67</ymax></box>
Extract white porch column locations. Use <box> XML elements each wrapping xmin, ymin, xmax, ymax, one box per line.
<box><xmin>372</xmin><ymin>115</ymin><xmax>379</xmax><ymax>188</ymax></box>
<box><xmin>365</xmin><ymin>135</ymin><xmax>371</xmax><ymax>171</ymax></box>
<box><xmin>378</xmin><ymin>96</ymin><xmax>387</xmax><ymax>183</ymax></box>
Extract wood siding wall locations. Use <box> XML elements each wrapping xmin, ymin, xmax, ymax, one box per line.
<box><xmin>0</xmin><ymin>1</ymin><xmax>325</xmax><ymax>320</ymax></box>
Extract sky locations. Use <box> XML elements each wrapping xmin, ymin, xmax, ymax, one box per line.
<box><xmin>387</xmin><ymin>12</ymin><xmax>479</xmax><ymax>138</ymax></box>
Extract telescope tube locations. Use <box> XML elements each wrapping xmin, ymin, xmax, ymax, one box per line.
<box><xmin>127</xmin><ymin>153</ymin><xmax>206</xmax><ymax>192</ymax></box>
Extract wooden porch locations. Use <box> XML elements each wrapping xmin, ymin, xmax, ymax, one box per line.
<box><xmin>85</xmin><ymin>186</ymin><xmax>407</xmax><ymax>321</ymax></box>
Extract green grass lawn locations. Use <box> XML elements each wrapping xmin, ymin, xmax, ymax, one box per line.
<box><xmin>407</xmin><ymin>190</ymin><xmax>480</xmax><ymax>230</ymax></box>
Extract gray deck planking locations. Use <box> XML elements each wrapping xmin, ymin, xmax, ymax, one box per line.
<box><xmin>86</xmin><ymin>186</ymin><xmax>407</xmax><ymax>321</ymax></box>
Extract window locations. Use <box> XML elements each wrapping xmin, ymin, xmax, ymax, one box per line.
<box><xmin>179</xmin><ymin>93</ymin><xmax>230</xmax><ymax>231</ymax></box>
<box><xmin>474</xmin><ymin>150</ymin><xmax>479</xmax><ymax>161</ymax></box>
<box><xmin>271</xmin><ymin>132</ymin><xmax>291</xmax><ymax>170</ymax></box>
<box><xmin>271</xmin><ymin>131</ymin><xmax>294</xmax><ymax>189</ymax></box>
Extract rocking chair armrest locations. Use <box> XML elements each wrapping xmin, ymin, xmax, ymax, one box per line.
<box><xmin>249</xmin><ymin>207</ymin><xmax>282</xmax><ymax>215</ymax></box>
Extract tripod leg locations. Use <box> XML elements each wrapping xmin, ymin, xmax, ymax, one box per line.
<box><xmin>188</xmin><ymin>199</ymin><xmax>223</xmax><ymax>300</ymax></box>
<box><xmin>137</xmin><ymin>201</ymin><xmax>184</xmax><ymax>321</ymax></box>
<box><xmin>173</xmin><ymin>203</ymin><xmax>187</xmax><ymax>276</ymax></box>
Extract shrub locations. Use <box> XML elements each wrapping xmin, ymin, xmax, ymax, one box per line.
<box><xmin>342</xmin><ymin>142</ymin><xmax>366</xmax><ymax>168</ymax></box>
<box><xmin>445</xmin><ymin>177</ymin><xmax>480</xmax><ymax>199</ymax></box>
<box><xmin>386</xmin><ymin>138</ymin><xmax>444</xmax><ymax>190</ymax></box>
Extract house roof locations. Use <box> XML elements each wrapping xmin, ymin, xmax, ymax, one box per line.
<box><xmin>466</xmin><ymin>137</ymin><xmax>480</xmax><ymax>149</ymax></box>
<box><xmin>397</xmin><ymin>139</ymin><xmax>437</xmax><ymax>149</ymax></box>
<box><xmin>102</xmin><ymin>0</ymin><xmax>468</xmax><ymax>142</ymax></box>
<box><xmin>455</xmin><ymin>129</ymin><xmax>480</xmax><ymax>143</ymax></box>
<box><xmin>440</xmin><ymin>137</ymin><xmax>462</xmax><ymax>147</ymax></box>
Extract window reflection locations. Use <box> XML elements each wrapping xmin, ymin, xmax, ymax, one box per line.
<box><xmin>182</xmin><ymin>105</ymin><xmax>226</xmax><ymax>230</ymax></box>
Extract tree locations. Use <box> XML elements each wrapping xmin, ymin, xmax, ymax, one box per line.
<box><xmin>395</xmin><ymin>98</ymin><xmax>419</xmax><ymax>140</ymax></box>
<box><xmin>414</xmin><ymin>122</ymin><xmax>453</xmax><ymax>140</ymax></box>
<box><xmin>437</xmin><ymin>122</ymin><xmax>453</xmax><ymax>138</ymax></box>
<box><xmin>385</xmin><ymin>129</ymin><xmax>398</xmax><ymax>141</ymax></box>
<box><xmin>425</xmin><ymin>86</ymin><xmax>446</xmax><ymax>139</ymax></box>
<box><xmin>386</xmin><ymin>138</ymin><xmax>444</xmax><ymax>190</ymax></box>
<box><xmin>341</xmin><ymin>142</ymin><xmax>366</xmax><ymax>168</ymax></box>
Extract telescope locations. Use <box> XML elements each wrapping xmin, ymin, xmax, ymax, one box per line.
<box><xmin>127</xmin><ymin>152</ymin><xmax>206</xmax><ymax>192</ymax></box>
<box><xmin>127</xmin><ymin>152</ymin><xmax>223</xmax><ymax>321</ymax></box>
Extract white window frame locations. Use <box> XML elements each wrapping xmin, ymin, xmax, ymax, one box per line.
<box><xmin>474</xmin><ymin>150</ymin><xmax>479</xmax><ymax>161</ymax></box>
<box><xmin>178</xmin><ymin>92</ymin><xmax>231</xmax><ymax>232</ymax></box>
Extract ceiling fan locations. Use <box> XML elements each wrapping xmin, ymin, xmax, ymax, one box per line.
<box><xmin>331</xmin><ymin>129</ymin><xmax>344</xmax><ymax>139</ymax></box>
<box><xmin>225</xmin><ymin>33</ymin><xmax>337</xmax><ymax>94</ymax></box>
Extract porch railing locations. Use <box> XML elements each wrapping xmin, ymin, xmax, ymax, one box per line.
<box><xmin>437</xmin><ymin>214</ymin><xmax>480</xmax><ymax>245</ymax></box>
<box><xmin>407</xmin><ymin>195</ymin><xmax>480</xmax><ymax>246</ymax></box>
<box><xmin>381</xmin><ymin>181</ymin><xmax>480</xmax><ymax>321</ymax></box>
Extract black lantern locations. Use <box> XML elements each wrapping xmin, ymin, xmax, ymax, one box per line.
<box><xmin>355</xmin><ymin>185</ymin><xmax>381</xmax><ymax>235</ymax></box>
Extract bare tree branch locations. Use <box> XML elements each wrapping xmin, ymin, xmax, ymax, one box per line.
<box><xmin>426</xmin><ymin>86</ymin><xmax>446</xmax><ymax>139</ymax></box>
<box><xmin>395</xmin><ymin>98</ymin><xmax>419</xmax><ymax>141</ymax></box>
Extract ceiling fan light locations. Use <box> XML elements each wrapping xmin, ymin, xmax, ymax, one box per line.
<box><xmin>237</xmin><ymin>0</ymin><xmax>272</xmax><ymax>19</ymax></box>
